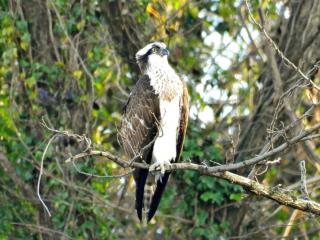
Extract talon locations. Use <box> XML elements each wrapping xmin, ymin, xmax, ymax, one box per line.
<box><xmin>160</xmin><ymin>164</ymin><xmax>165</xmax><ymax>175</ymax></box>
<box><xmin>149</xmin><ymin>163</ymin><xmax>156</xmax><ymax>172</ymax></box>
<box><xmin>150</xmin><ymin>161</ymin><xmax>171</xmax><ymax>175</ymax></box>
<box><xmin>149</xmin><ymin>162</ymin><xmax>159</xmax><ymax>172</ymax></box>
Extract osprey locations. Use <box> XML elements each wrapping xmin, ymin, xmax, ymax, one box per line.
<box><xmin>119</xmin><ymin>42</ymin><xmax>189</xmax><ymax>222</ymax></box>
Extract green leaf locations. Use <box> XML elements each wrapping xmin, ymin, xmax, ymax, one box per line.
<box><xmin>230</xmin><ymin>193</ymin><xmax>242</xmax><ymax>201</ymax></box>
<box><xmin>200</xmin><ymin>191</ymin><xmax>224</xmax><ymax>205</ymax></box>
<box><xmin>196</xmin><ymin>209</ymin><xmax>208</xmax><ymax>225</ymax></box>
<box><xmin>200</xmin><ymin>176</ymin><xmax>215</xmax><ymax>188</ymax></box>
<box><xmin>200</xmin><ymin>192</ymin><xmax>215</xmax><ymax>202</ymax></box>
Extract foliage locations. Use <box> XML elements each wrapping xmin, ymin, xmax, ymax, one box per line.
<box><xmin>0</xmin><ymin>0</ymin><xmax>320</xmax><ymax>239</ymax></box>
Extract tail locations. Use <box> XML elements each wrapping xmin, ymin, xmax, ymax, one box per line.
<box><xmin>135</xmin><ymin>170</ymin><xmax>171</xmax><ymax>223</ymax></box>
<box><xmin>143</xmin><ymin>177</ymin><xmax>156</xmax><ymax>222</ymax></box>
<box><xmin>135</xmin><ymin>168</ymin><xmax>149</xmax><ymax>221</ymax></box>
<box><xmin>147</xmin><ymin>172</ymin><xmax>170</xmax><ymax>222</ymax></box>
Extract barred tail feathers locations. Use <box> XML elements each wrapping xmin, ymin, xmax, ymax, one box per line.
<box><xmin>142</xmin><ymin>177</ymin><xmax>156</xmax><ymax>222</ymax></box>
<box><xmin>135</xmin><ymin>169</ymin><xmax>148</xmax><ymax>221</ymax></box>
<box><xmin>147</xmin><ymin>172</ymin><xmax>170</xmax><ymax>221</ymax></box>
<box><xmin>136</xmin><ymin>172</ymin><xmax>170</xmax><ymax>223</ymax></box>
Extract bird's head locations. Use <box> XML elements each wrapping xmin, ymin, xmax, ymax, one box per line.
<box><xmin>136</xmin><ymin>42</ymin><xmax>170</xmax><ymax>72</ymax></box>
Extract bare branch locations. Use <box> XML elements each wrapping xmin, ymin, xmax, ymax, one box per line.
<box><xmin>244</xmin><ymin>0</ymin><xmax>320</xmax><ymax>91</ymax></box>
<box><xmin>66</xmin><ymin>150</ymin><xmax>320</xmax><ymax>215</ymax></box>
<box><xmin>299</xmin><ymin>160</ymin><xmax>309</xmax><ymax>199</ymax></box>
<box><xmin>63</xmin><ymin>120</ymin><xmax>320</xmax><ymax>216</ymax></box>
<box><xmin>40</xmin><ymin>120</ymin><xmax>320</xmax><ymax>216</ymax></box>
<box><xmin>70</xmin><ymin>159</ymin><xmax>133</xmax><ymax>179</ymax></box>
<box><xmin>37</xmin><ymin>134</ymin><xmax>56</xmax><ymax>217</ymax></box>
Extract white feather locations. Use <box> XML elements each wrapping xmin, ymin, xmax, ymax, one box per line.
<box><xmin>144</xmin><ymin>53</ymin><xmax>183</xmax><ymax>167</ymax></box>
<box><xmin>152</xmin><ymin>96</ymin><xmax>180</xmax><ymax>164</ymax></box>
<box><xmin>147</xmin><ymin>55</ymin><xmax>182</xmax><ymax>98</ymax></box>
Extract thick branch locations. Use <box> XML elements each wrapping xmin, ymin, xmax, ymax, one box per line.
<box><xmin>64</xmin><ymin>121</ymin><xmax>320</xmax><ymax>216</ymax></box>
<box><xmin>213</xmin><ymin>171</ymin><xmax>320</xmax><ymax>215</ymax></box>
<box><xmin>66</xmin><ymin>151</ymin><xmax>320</xmax><ymax>216</ymax></box>
<box><xmin>66</xmin><ymin>122</ymin><xmax>320</xmax><ymax>173</ymax></box>
<box><xmin>42</xmin><ymin>121</ymin><xmax>320</xmax><ymax>216</ymax></box>
<box><xmin>99</xmin><ymin>0</ymin><xmax>145</xmax><ymax>75</ymax></box>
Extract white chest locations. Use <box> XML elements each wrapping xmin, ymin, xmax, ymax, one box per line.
<box><xmin>146</xmin><ymin>55</ymin><xmax>183</xmax><ymax>101</ymax></box>
<box><xmin>151</xmin><ymin>96</ymin><xmax>181</xmax><ymax>164</ymax></box>
<box><xmin>146</xmin><ymin>62</ymin><xmax>183</xmax><ymax>165</ymax></box>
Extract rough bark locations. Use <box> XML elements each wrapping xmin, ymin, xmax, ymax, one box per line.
<box><xmin>19</xmin><ymin>2</ymin><xmax>57</xmax><ymax>239</ymax></box>
<box><xmin>21</xmin><ymin>0</ymin><xmax>55</xmax><ymax>63</ymax></box>
<box><xmin>232</xmin><ymin>0</ymin><xmax>320</xmax><ymax>235</ymax></box>
<box><xmin>236</xmin><ymin>1</ymin><xmax>320</xmax><ymax>162</ymax></box>
<box><xmin>99</xmin><ymin>0</ymin><xmax>146</xmax><ymax>77</ymax></box>
<box><xmin>65</xmin><ymin>148</ymin><xmax>320</xmax><ymax>216</ymax></box>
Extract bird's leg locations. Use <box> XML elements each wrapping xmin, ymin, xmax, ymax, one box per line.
<box><xmin>149</xmin><ymin>159</ymin><xmax>171</xmax><ymax>175</ymax></box>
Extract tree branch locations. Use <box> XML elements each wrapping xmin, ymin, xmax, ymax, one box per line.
<box><xmin>66</xmin><ymin>122</ymin><xmax>320</xmax><ymax>173</ymax></box>
<box><xmin>65</xmin><ymin>150</ymin><xmax>320</xmax><ymax>215</ymax></box>
<box><xmin>245</xmin><ymin>0</ymin><xmax>320</xmax><ymax>91</ymax></box>
<box><xmin>40</xmin><ymin>120</ymin><xmax>320</xmax><ymax>216</ymax></box>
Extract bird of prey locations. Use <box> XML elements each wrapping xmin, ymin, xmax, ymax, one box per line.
<box><xmin>119</xmin><ymin>42</ymin><xmax>189</xmax><ymax>223</ymax></box>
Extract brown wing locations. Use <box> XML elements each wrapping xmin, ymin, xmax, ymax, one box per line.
<box><xmin>119</xmin><ymin>75</ymin><xmax>160</xmax><ymax>221</ymax></box>
<box><xmin>119</xmin><ymin>75</ymin><xmax>160</xmax><ymax>162</ymax></box>
<box><xmin>175</xmin><ymin>80</ymin><xmax>189</xmax><ymax>162</ymax></box>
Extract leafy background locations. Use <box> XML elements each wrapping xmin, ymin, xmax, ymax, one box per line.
<box><xmin>0</xmin><ymin>0</ymin><xmax>320</xmax><ymax>239</ymax></box>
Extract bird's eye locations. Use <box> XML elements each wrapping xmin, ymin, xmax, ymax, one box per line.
<box><xmin>152</xmin><ymin>47</ymin><xmax>158</xmax><ymax>53</ymax></box>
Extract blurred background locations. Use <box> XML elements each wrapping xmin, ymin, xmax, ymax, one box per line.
<box><xmin>0</xmin><ymin>0</ymin><xmax>320</xmax><ymax>239</ymax></box>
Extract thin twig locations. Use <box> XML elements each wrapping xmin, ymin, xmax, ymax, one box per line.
<box><xmin>281</xmin><ymin>209</ymin><xmax>301</xmax><ymax>239</ymax></box>
<box><xmin>40</xmin><ymin>117</ymin><xmax>92</xmax><ymax>151</ymax></box>
<box><xmin>41</xmin><ymin>119</ymin><xmax>320</xmax><ymax>216</ymax></box>
<box><xmin>299</xmin><ymin>160</ymin><xmax>309</xmax><ymax>199</ymax></box>
<box><xmin>12</xmin><ymin>222</ymin><xmax>72</xmax><ymax>239</ymax></box>
<box><xmin>244</xmin><ymin>0</ymin><xmax>320</xmax><ymax>91</ymax></box>
<box><xmin>63</xmin><ymin>141</ymin><xmax>320</xmax><ymax>215</ymax></box>
<box><xmin>48</xmin><ymin>0</ymin><xmax>95</xmax><ymax>109</ymax></box>
<box><xmin>37</xmin><ymin>134</ymin><xmax>57</xmax><ymax>217</ymax></box>
<box><xmin>71</xmin><ymin>159</ymin><xmax>133</xmax><ymax>179</ymax></box>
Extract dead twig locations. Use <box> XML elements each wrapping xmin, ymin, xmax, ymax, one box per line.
<box><xmin>299</xmin><ymin>160</ymin><xmax>309</xmax><ymax>199</ymax></box>
<box><xmin>244</xmin><ymin>0</ymin><xmax>320</xmax><ymax>91</ymax></box>
<box><xmin>71</xmin><ymin>159</ymin><xmax>133</xmax><ymax>179</ymax></box>
<box><xmin>37</xmin><ymin>134</ymin><xmax>56</xmax><ymax>217</ymax></box>
<box><xmin>40</xmin><ymin>120</ymin><xmax>320</xmax><ymax>216</ymax></box>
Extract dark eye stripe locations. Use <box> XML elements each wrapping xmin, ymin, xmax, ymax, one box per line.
<box><xmin>146</xmin><ymin>47</ymin><xmax>158</xmax><ymax>55</ymax></box>
<box><xmin>152</xmin><ymin>44</ymin><xmax>160</xmax><ymax>49</ymax></box>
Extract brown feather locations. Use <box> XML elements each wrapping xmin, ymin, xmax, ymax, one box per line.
<box><xmin>176</xmin><ymin>80</ymin><xmax>189</xmax><ymax>162</ymax></box>
<box><xmin>119</xmin><ymin>75</ymin><xmax>160</xmax><ymax>162</ymax></box>
<box><xmin>119</xmin><ymin>75</ymin><xmax>160</xmax><ymax>222</ymax></box>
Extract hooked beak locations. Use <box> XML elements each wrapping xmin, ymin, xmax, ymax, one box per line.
<box><xmin>160</xmin><ymin>48</ymin><xmax>169</xmax><ymax>56</ymax></box>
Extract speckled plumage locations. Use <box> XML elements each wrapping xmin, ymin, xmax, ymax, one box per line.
<box><xmin>119</xmin><ymin>42</ymin><xmax>189</xmax><ymax>222</ymax></box>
